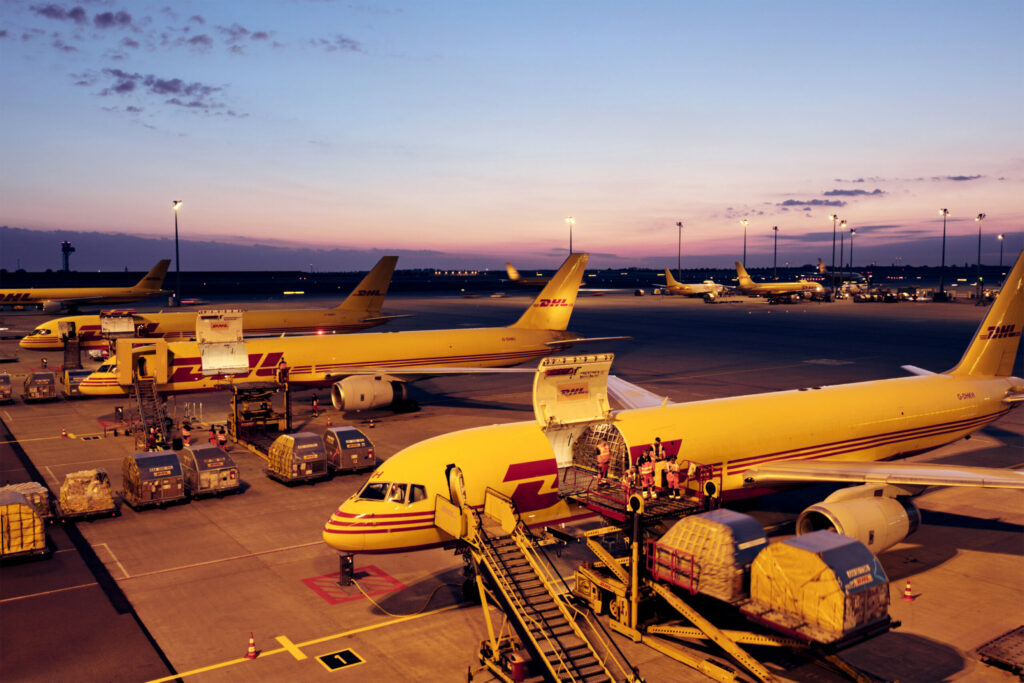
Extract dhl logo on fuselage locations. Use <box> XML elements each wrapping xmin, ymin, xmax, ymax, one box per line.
<box><xmin>168</xmin><ymin>351</ymin><xmax>284</xmax><ymax>383</ymax></box>
<box><xmin>502</xmin><ymin>459</ymin><xmax>560</xmax><ymax>512</ymax></box>
<box><xmin>980</xmin><ymin>324</ymin><xmax>1020</xmax><ymax>340</ymax></box>
<box><xmin>535</xmin><ymin>298</ymin><xmax>570</xmax><ymax>307</ymax></box>
<box><xmin>2</xmin><ymin>293</ymin><xmax>33</xmax><ymax>302</ymax></box>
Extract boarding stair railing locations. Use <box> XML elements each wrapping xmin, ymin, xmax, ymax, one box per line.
<box><xmin>437</xmin><ymin>489</ymin><xmax>638</xmax><ymax>682</ymax></box>
<box><xmin>131</xmin><ymin>376</ymin><xmax>169</xmax><ymax>450</ymax></box>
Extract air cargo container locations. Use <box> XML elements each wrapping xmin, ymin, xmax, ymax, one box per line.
<box><xmin>265</xmin><ymin>432</ymin><xmax>328</xmax><ymax>484</ymax></box>
<box><xmin>180</xmin><ymin>444</ymin><xmax>240</xmax><ymax>497</ymax></box>
<box><xmin>121</xmin><ymin>451</ymin><xmax>186</xmax><ymax>509</ymax></box>
<box><xmin>0</xmin><ymin>491</ymin><xmax>47</xmax><ymax>558</ymax></box>
<box><xmin>323</xmin><ymin>426</ymin><xmax>376</xmax><ymax>473</ymax></box>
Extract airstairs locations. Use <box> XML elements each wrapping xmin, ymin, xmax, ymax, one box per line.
<box><xmin>131</xmin><ymin>377</ymin><xmax>169</xmax><ymax>449</ymax></box>
<box><xmin>436</xmin><ymin>489</ymin><xmax>639</xmax><ymax>682</ymax></box>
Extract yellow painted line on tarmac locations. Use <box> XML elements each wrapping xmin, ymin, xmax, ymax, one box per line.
<box><xmin>144</xmin><ymin>603</ymin><xmax>461</xmax><ymax>683</ymax></box>
<box><xmin>0</xmin><ymin>582</ymin><xmax>98</xmax><ymax>604</ymax></box>
<box><xmin>275</xmin><ymin>635</ymin><xmax>307</xmax><ymax>660</ymax></box>
<box><xmin>117</xmin><ymin>540</ymin><xmax>323</xmax><ymax>581</ymax></box>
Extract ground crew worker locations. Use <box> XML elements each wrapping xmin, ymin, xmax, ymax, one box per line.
<box><xmin>595</xmin><ymin>440</ymin><xmax>611</xmax><ymax>484</ymax></box>
<box><xmin>276</xmin><ymin>358</ymin><xmax>289</xmax><ymax>384</ymax></box>
<box><xmin>639</xmin><ymin>450</ymin><xmax>656</xmax><ymax>499</ymax></box>
<box><xmin>181</xmin><ymin>422</ymin><xmax>191</xmax><ymax>446</ymax></box>
<box><xmin>311</xmin><ymin>395</ymin><xmax>319</xmax><ymax>418</ymax></box>
<box><xmin>665</xmin><ymin>458</ymin><xmax>680</xmax><ymax>499</ymax></box>
<box><xmin>154</xmin><ymin>430</ymin><xmax>166</xmax><ymax>450</ymax></box>
<box><xmin>217</xmin><ymin>427</ymin><xmax>228</xmax><ymax>451</ymax></box>
<box><xmin>146</xmin><ymin>426</ymin><xmax>156</xmax><ymax>451</ymax></box>
<box><xmin>208</xmin><ymin>427</ymin><xmax>217</xmax><ymax>446</ymax></box>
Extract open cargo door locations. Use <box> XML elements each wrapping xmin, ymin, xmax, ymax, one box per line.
<box><xmin>533</xmin><ymin>354</ymin><xmax>614</xmax><ymax>468</ymax></box>
<box><xmin>100</xmin><ymin>311</ymin><xmax>139</xmax><ymax>339</ymax></box>
<box><xmin>196</xmin><ymin>309</ymin><xmax>248</xmax><ymax>377</ymax></box>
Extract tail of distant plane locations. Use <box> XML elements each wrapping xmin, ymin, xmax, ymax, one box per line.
<box><xmin>818</xmin><ymin>258</ymin><xmax>826</xmax><ymax>275</ymax></box>
<box><xmin>335</xmin><ymin>256</ymin><xmax>398</xmax><ymax>313</ymax></box>
<box><xmin>664</xmin><ymin>269</ymin><xmax>681</xmax><ymax>287</ymax></box>
<box><xmin>734</xmin><ymin>262</ymin><xmax>754</xmax><ymax>287</ymax></box>
<box><xmin>134</xmin><ymin>260</ymin><xmax>171</xmax><ymax>291</ymax></box>
<box><xmin>511</xmin><ymin>254</ymin><xmax>588</xmax><ymax>330</ymax></box>
<box><xmin>949</xmin><ymin>250</ymin><xmax>1024</xmax><ymax>378</ymax></box>
<box><xmin>505</xmin><ymin>263</ymin><xmax>522</xmax><ymax>282</ymax></box>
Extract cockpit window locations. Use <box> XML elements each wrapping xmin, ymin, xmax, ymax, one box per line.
<box><xmin>387</xmin><ymin>483</ymin><xmax>408</xmax><ymax>503</ymax></box>
<box><xmin>97</xmin><ymin>364</ymin><xmax>115</xmax><ymax>373</ymax></box>
<box><xmin>409</xmin><ymin>485</ymin><xmax>427</xmax><ymax>503</ymax></box>
<box><xmin>30</xmin><ymin>328</ymin><xmax>53</xmax><ymax>336</ymax></box>
<box><xmin>358</xmin><ymin>482</ymin><xmax>388</xmax><ymax>501</ymax></box>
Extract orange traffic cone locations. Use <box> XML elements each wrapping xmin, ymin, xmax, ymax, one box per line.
<box><xmin>901</xmin><ymin>580</ymin><xmax>915</xmax><ymax>602</ymax></box>
<box><xmin>61</xmin><ymin>428</ymin><xmax>68</xmax><ymax>438</ymax></box>
<box><xmin>326</xmin><ymin>417</ymin><xmax>332</xmax><ymax>428</ymax></box>
<box><xmin>244</xmin><ymin>632</ymin><xmax>258</xmax><ymax>659</ymax></box>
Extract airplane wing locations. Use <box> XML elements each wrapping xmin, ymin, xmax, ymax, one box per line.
<box><xmin>901</xmin><ymin>365</ymin><xmax>935</xmax><ymax>376</ymax></box>
<box><xmin>360</xmin><ymin>314</ymin><xmax>413</xmax><ymax>323</ymax></box>
<box><xmin>544</xmin><ymin>336</ymin><xmax>632</xmax><ymax>347</ymax></box>
<box><xmin>336</xmin><ymin>367</ymin><xmax>536</xmax><ymax>378</ymax></box>
<box><xmin>606</xmin><ymin>375</ymin><xmax>673</xmax><ymax>410</ymax></box>
<box><xmin>742</xmin><ymin>460</ymin><xmax>1024</xmax><ymax>489</ymax></box>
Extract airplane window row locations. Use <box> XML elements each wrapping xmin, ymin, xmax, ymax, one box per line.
<box><xmin>358</xmin><ymin>482</ymin><xmax>428</xmax><ymax>505</ymax></box>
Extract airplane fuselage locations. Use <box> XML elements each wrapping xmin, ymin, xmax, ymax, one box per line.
<box><xmin>323</xmin><ymin>370</ymin><xmax>1020</xmax><ymax>553</ymax></box>
<box><xmin>79</xmin><ymin>325</ymin><xmax>581</xmax><ymax>396</ymax></box>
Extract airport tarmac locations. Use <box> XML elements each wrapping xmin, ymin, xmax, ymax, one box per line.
<box><xmin>1</xmin><ymin>292</ymin><xmax>1021</xmax><ymax>682</ymax></box>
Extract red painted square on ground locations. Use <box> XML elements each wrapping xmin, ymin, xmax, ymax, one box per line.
<box><xmin>302</xmin><ymin>566</ymin><xmax>407</xmax><ymax>605</ymax></box>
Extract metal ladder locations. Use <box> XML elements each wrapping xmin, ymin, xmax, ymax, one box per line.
<box><xmin>131</xmin><ymin>377</ymin><xmax>169</xmax><ymax>449</ymax></box>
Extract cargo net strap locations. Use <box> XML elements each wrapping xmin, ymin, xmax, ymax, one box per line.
<box><xmin>571</xmin><ymin>423</ymin><xmax>628</xmax><ymax>479</ymax></box>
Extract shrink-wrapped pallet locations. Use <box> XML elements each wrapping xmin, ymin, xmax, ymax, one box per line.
<box><xmin>651</xmin><ymin>509</ymin><xmax>767</xmax><ymax>602</ymax></box>
<box><xmin>59</xmin><ymin>469</ymin><xmax>116</xmax><ymax>514</ymax></box>
<box><xmin>2</xmin><ymin>481</ymin><xmax>50</xmax><ymax>519</ymax></box>
<box><xmin>0</xmin><ymin>491</ymin><xmax>46</xmax><ymax>555</ymax></box>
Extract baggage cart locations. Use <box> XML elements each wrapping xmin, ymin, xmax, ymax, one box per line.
<box><xmin>180</xmin><ymin>444</ymin><xmax>241</xmax><ymax>497</ymax></box>
<box><xmin>265</xmin><ymin>432</ymin><xmax>328</xmax><ymax>484</ymax></box>
<box><xmin>0</xmin><ymin>372</ymin><xmax>12</xmax><ymax>403</ymax></box>
<box><xmin>0</xmin><ymin>491</ymin><xmax>48</xmax><ymax>559</ymax></box>
<box><xmin>323</xmin><ymin>426</ymin><xmax>377</xmax><ymax>473</ymax></box>
<box><xmin>121</xmin><ymin>451</ymin><xmax>187</xmax><ymax>509</ymax></box>
<box><xmin>23</xmin><ymin>371</ymin><xmax>58</xmax><ymax>402</ymax></box>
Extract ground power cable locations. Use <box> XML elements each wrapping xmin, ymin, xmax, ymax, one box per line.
<box><xmin>354</xmin><ymin>579</ymin><xmax>464</xmax><ymax>617</ymax></box>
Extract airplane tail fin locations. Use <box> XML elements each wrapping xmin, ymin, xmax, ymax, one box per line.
<box><xmin>664</xmin><ymin>269</ymin><xmax>681</xmax><ymax>287</ymax></box>
<box><xmin>818</xmin><ymin>258</ymin><xmax>826</xmax><ymax>275</ymax></box>
<box><xmin>135</xmin><ymin>260</ymin><xmax>171</xmax><ymax>291</ymax></box>
<box><xmin>335</xmin><ymin>256</ymin><xmax>398</xmax><ymax>313</ymax></box>
<box><xmin>735</xmin><ymin>261</ymin><xmax>753</xmax><ymax>287</ymax></box>
<box><xmin>511</xmin><ymin>253</ymin><xmax>588</xmax><ymax>330</ymax></box>
<box><xmin>949</xmin><ymin>250</ymin><xmax>1024</xmax><ymax>377</ymax></box>
<box><xmin>505</xmin><ymin>263</ymin><xmax>522</xmax><ymax>282</ymax></box>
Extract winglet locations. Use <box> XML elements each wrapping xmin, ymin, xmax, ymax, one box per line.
<box><xmin>335</xmin><ymin>256</ymin><xmax>398</xmax><ymax>314</ymax></box>
<box><xmin>948</xmin><ymin>250</ymin><xmax>1024</xmax><ymax>377</ymax></box>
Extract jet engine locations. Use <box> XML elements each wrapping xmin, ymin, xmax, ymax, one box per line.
<box><xmin>330</xmin><ymin>376</ymin><xmax>407</xmax><ymax>411</ymax></box>
<box><xmin>42</xmin><ymin>300</ymin><xmax>63</xmax><ymax>314</ymax></box>
<box><xmin>795</xmin><ymin>484</ymin><xmax>921</xmax><ymax>554</ymax></box>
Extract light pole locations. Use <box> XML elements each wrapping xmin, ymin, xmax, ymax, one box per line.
<box><xmin>676</xmin><ymin>221</ymin><xmax>683</xmax><ymax>281</ymax></box>
<box><xmin>998</xmin><ymin>233</ymin><xmax>1005</xmax><ymax>271</ymax></box>
<box><xmin>829</xmin><ymin>214</ymin><xmax>839</xmax><ymax>299</ymax></box>
<box><xmin>172</xmin><ymin>200</ymin><xmax>182</xmax><ymax>306</ymax></box>
<box><xmin>975</xmin><ymin>213</ymin><xmax>985</xmax><ymax>300</ymax></box>
<box><xmin>565</xmin><ymin>216</ymin><xmax>574</xmax><ymax>255</ymax></box>
<box><xmin>838</xmin><ymin>219</ymin><xmax>846</xmax><ymax>293</ymax></box>
<box><xmin>938</xmin><ymin>208</ymin><xmax>950</xmax><ymax>299</ymax></box>
<box><xmin>772</xmin><ymin>226</ymin><xmax>779</xmax><ymax>280</ymax></box>
<box><xmin>849</xmin><ymin>228</ymin><xmax>856</xmax><ymax>278</ymax></box>
<box><xmin>740</xmin><ymin>218</ymin><xmax>749</xmax><ymax>266</ymax></box>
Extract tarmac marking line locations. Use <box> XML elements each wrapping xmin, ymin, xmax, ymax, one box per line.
<box><xmin>144</xmin><ymin>603</ymin><xmax>460</xmax><ymax>683</ymax></box>
<box><xmin>118</xmin><ymin>540</ymin><xmax>323</xmax><ymax>581</ymax></box>
<box><xmin>94</xmin><ymin>542</ymin><xmax>131</xmax><ymax>579</ymax></box>
<box><xmin>275</xmin><ymin>635</ymin><xmax>307</xmax><ymax>661</ymax></box>
<box><xmin>0</xmin><ymin>581</ymin><xmax>98</xmax><ymax>604</ymax></box>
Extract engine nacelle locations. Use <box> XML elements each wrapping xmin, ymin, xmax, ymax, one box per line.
<box><xmin>42</xmin><ymin>300</ymin><xmax>64</xmax><ymax>314</ymax></box>
<box><xmin>330</xmin><ymin>376</ymin><xmax>407</xmax><ymax>411</ymax></box>
<box><xmin>796</xmin><ymin>484</ymin><xmax>921</xmax><ymax>554</ymax></box>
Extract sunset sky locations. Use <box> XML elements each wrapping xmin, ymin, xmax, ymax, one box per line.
<box><xmin>1</xmin><ymin>1</ymin><xmax>1021</xmax><ymax>269</ymax></box>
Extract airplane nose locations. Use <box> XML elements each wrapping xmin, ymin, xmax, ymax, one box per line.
<box><xmin>322</xmin><ymin>508</ymin><xmax>365</xmax><ymax>552</ymax></box>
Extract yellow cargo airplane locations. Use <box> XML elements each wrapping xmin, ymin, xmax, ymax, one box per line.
<box><xmin>80</xmin><ymin>254</ymin><xmax>622</xmax><ymax>410</ymax></box>
<box><xmin>658</xmin><ymin>269</ymin><xmax>727</xmax><ymax>297</ymax></box>
<box><xmin>505</xmin><ymin>262</ymin><xmax>555</xmax><ymax>287</ymax></box>
<box><xmin>734</xmin><ymin>261</ymin><xmax>825</xmax><ymax>302</ymax></box>
<box><xmin>0</xmin><ymin>260</ymin><xmax>171</xmax><ymax>313</ymax></box>
<box><xmin>20</xmin><ymin>256</ymin><xmax>400</xmax><ymax>351</ymax></box>
<box><xmin>323</xmin><ymin>250</ymin><xmax>1024</xmax><ymax>556</ymax></box>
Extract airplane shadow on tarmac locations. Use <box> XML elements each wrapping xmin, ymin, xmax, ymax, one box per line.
<box><xmin>839</xmin><ymin>631</ymin><xmax>969</xmax><ymax>683</ymax></box>
<box><xmin>360</xmin><ymin>566</ymin><xmax>467</xmax><ymax>616</ymax></box>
